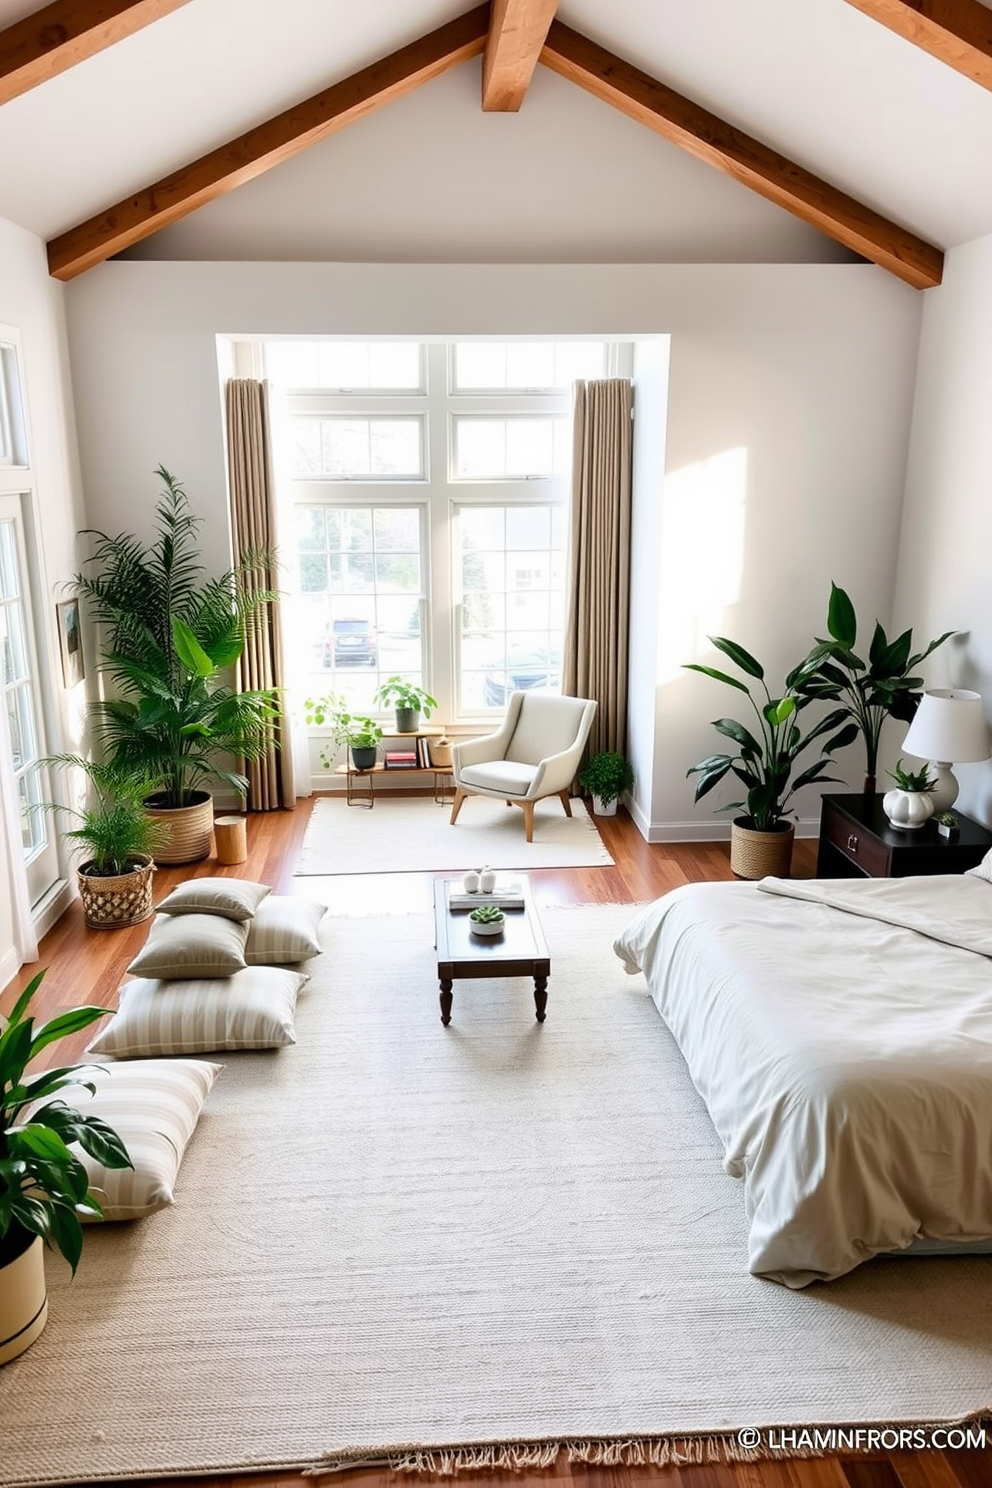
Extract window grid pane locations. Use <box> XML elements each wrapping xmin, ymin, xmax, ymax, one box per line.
<box><xmin>267</xmin><ymin>341</ymin><xmax>423</xmax><ymax>391</ymax></box>
<box><xmin>458</xmin><ymin>504</ymin><xmax>565</xmax><ymax>712</ymax></box>
<box><xmin>296</xmin><ymin>504</ymin><xmax>425</xmax><ymax>715</ymax></box>
<box><xmin>453</xmin><ymin>417</ymin><xmax>569</xmax><ymax>480</ymax></box>
<box><xmin>291</xmin><ymin>417</ymin><xmax>424</xmax><ymax>479</ymax></box>
<box><xmin>452</xmin><ymin>341</ymin><xmax>607</xmax><ymax>391</ymax></box>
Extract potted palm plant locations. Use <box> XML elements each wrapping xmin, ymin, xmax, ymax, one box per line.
<box><xmin>685</xmin><ymin>635</ymin><xmax>850</xmax><ymax>878</ymax></box>
<box><xmin>305</xmin><ymin>695</ymin><xmax>383</xmax><ymax>771</ymax></box>
<box><xmin>373</xmin><ymin>677</ymin><xmax>438</xmax><ymax>734</ymax></box>
<box><xmin>578</xmin><ymin>751</ymin><xmax>634</xmax><ymax>816</ymax></box>
<box><xmin>74</xmin><ymin>469</ymin><xmax>280</xmax><ymax>863</ymax></box>
<box><xmin>38</xmin><ymin>755</ymin><xmax>164</xmax><ymax>929</ymax></box>
<box><xmin>0</xmin><ymin>970</ymin><xmax>131</xmax><ymax>1364</ymax></box>
<box><xmin>796</xmin><ymin>582</ymin><xmax>954</xmax><ymax>795</ymax></box>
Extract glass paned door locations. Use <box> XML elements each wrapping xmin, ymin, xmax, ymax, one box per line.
<box><xmin>0</xmin><ymin>495</ymin><xmax>58</xmax><ymax>906</ymax></box>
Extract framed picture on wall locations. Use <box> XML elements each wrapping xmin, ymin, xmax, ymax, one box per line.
<box><xmin>56</xmin><ymin>597</ymin><xmax>84</xmax><ymax>688</ymax></box>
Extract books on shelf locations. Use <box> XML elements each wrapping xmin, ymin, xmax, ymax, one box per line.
<box><xmin>385</xmin><ymin>750</ymin><xmax>417</xmax><ymax>769</ymax></box>
<box><xmin>448</xmin><ymin>879</ymin><xmax>526</xmax><ymax>910</ymax></box>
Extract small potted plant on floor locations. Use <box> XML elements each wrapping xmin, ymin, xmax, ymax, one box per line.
<box><xmin>0</xmin><ymin>970</ymin><xmax>132</xmax><ymax>1364</ymax></box>
<box><xmin>883</xmin><ymin>760</ymin><xmax>936</xmax><ymax>831</ymax></box>
<box><xmin>305</xmin><ymin>695</ymin><xmax>383</xmax><ymax>771</ymax></box>
<box><xmin>373</xmin><ymin>678</ymin><xmax>438</xmax><ymax>734</ymax></box>
<box><xmin>578</xmin><ymin>751</ymin><xmax>634</xmax><ymax>816</ymax></box>
<box><xmin>39</xmin><ymin>756</ymin><xmax>165</xmax><ymax>929</ymax></box>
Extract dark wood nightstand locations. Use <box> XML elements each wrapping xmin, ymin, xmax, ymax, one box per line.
<box><xmin>816</xmin><ymin>793</ymin><xmax>992</xmax><ymax>879</ymax></box>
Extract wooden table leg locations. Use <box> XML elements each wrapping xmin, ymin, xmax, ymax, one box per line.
<box><xmin>534</xmin><ymin>974</ymin><xmax>548</xmax><ymax>1022</ymax></box>
<box><xmin>439</xmin><ymin>978</ymin><xmax>454</xmax><ymax>1026</ymax></box>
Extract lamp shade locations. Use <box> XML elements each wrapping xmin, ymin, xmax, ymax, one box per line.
<box><xmin>902</xmin><ymin>690</ymin><xmax>990</xmax><ymax>764</ymax></box>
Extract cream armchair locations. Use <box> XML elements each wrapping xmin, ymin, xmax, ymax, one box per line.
<box><xmin>450</xmin><ymin>691</ymin><xmax>598</xmax><ymax>842</ymax></box>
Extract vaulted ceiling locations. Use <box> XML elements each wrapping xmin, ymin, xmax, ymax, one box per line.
<box><xmin>2</xmin><ymin>0</ymin><xmax>992</xmax><ymax>287</ymax></box>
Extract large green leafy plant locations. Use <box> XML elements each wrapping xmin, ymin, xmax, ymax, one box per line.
<box><xmin>796</xmin><ymin>582</ymin><xmax>954</xmax><ymax>793</ymax></box>
<box><xmin>0</xmin><ymin>971</ymin><xmax>131</xmax><ymax>1272</ymax></box>
<box><xmin>75</xmin><ymin>468</ymin><xmax>280</xmax><ymax>809</ymax></box>
<box><xmin>685</xmin><ymin>637</ymin><xmax>851</xmax><ymax>831</ymax></box>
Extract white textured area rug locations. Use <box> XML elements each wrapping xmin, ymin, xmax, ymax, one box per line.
<box><xmin>296</xmin><ymin>794</ymin><xmax>614</xmax><ymax>874</ymax></box>
<box><xmin>3</xmin><ymin>906</ymin><xmax>991</xmax><ymax>1488</ymax></box>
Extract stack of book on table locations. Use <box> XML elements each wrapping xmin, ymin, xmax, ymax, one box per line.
<box><xmin>384</xmin><ymin>749</ymin><xmax>417</xmax><ymax>769</ymax></box>
<box><xmin>448</xmin><ymin>879</ymin><xmax>526</xmax><ymax>910</ymax></box>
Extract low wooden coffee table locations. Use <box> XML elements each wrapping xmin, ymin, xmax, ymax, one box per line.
<box><xmin>433</xmin><ymin>875</ymin><xmax>551</xmax><ymax>1026</ymax></box>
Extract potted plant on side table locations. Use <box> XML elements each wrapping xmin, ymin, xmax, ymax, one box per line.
<box><xmin>373</xmin><ymin>678</ymin><xmax>438</xmax><ymax>734</ymax></box>
<box><xmin>1</xmin><ymin>970</ymin><xmax>132</xmax><ymax>1364</ymax></box>
<box><xmin>685</xmin><ymin>635</ymin><xmax>852</xmax><ymax>879</ymax></box>
<box><xmin>882</xmin><ymin>760</ymin><xmax>936</xmax><ymax>831</ymax></box>
<box><xmin>39</xmin><ymin>755</ymin><xmax>165</xmax><ymax>929</ymax></box>
<box><xmin>578</xmin><ymin>751</ymin><xmax>634</xmax><ymax>816</ymax></box>
<box><xmin>305</xmin><ymin>695</ymin><xmax>384</xmax><ymax>771</ymax></box>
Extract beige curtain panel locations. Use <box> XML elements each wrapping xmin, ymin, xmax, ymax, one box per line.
<box><xmin>225</xmin><ymin>378</ymin><xmax>295</xmax><ymax>811</ymax></box>
<box><xmin>563</xmin><ymin>378</ymin><xmax>633</xmax><ymax>760</ymax></box>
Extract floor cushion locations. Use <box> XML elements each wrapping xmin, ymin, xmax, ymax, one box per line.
<box><xmin>245</xmin><ymin>897</ymin><xmax>326</xmax><ymax>964</ymax></box>
<box><xmin>126</xmin><ymin>912</ymin><xmax>248</xmax><ymax>980</ymax></box>
<box><xmin>88</xmin><ymin>967</ymin><xmax>308</xmax><ymax>1057</ymax></box>
<box><xmin>156</xmin><ymin>877</ymin><xmax>270</xmax><ymax>921</ymax></box>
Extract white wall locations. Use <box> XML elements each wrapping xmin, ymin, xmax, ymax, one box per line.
<box><xmin>895</xmin><ymin>232</ymin><xmax>992</xmax><ymax>827</ymax></box>
<box><xmin>64</xmin><ymin>260</ymin><xmax>921</xmax><ymax>837</ymax></box>
<box><xmin>0</xmin><ymin>214</ymin><xmax>85</xmax><ymax>984</ymax></box>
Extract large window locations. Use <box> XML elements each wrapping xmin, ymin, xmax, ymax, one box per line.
<box><xmin>267</xmin><ymin>339</ymin><xmax>612</xmax><ymax>723</ymax></box>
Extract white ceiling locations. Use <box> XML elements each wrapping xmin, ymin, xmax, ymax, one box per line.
<box><xmin>0</xmin><ymin>0</ymin><xmax>990</xmax><ymax>260</ymax></box>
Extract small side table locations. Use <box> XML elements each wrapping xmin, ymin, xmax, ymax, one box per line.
<box><xmin>816</xmin><ymin>793</ymin><xmax>992</xmax><ymax>879</ymax></box>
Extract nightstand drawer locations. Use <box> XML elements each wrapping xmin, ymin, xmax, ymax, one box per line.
<box><xmin>821</xmin><ymin>806</ymin><xmax>891</xmax><ymax>876</ymax></box>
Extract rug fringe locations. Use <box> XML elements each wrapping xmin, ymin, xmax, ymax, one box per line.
<box><xmin>307</xmin><ymin>1415</ymin><xmax>992</xmax><ymax>1476</ymax></box>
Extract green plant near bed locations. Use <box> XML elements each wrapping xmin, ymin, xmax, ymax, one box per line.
<box><xmin>0</xmin><ymin>970</ymin><xmax>132</xmax><ymax>1360</ymax></box>
<box><xmin>795</xmin><ymin>582</ymin><xmax>954</xmax><ymax>795</ymax></box>
<box><xmin>73</xmin><ymin>468</ymin><xmax>280</xmax><ymax>829</ymax></box>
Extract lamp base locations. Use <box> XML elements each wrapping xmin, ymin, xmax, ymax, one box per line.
<box><xmin>926</xmin><ymin>762</ymin><xmax>958</xmax><ymax>815</ymax></box>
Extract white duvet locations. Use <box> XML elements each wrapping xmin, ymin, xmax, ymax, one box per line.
<box><xmin>613</xmin><ymin>874</ymin><xmax>992</xmax><ymax>1287</ymax></box>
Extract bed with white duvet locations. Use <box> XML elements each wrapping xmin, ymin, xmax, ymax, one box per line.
<box><xmin>613</xmin><ymin>868</ymin><xmax>992</xmax><ymax>1288</ymax></box>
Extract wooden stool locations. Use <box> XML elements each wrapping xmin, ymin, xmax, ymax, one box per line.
<box><xmin>214</xmin><ymin>815</ymin><xmax>248</xmax><ymax>865</ymax></box>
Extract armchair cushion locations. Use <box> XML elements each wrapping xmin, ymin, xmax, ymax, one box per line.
<box><xmin>460</xmin><ymin>760</ymin><xmax>538</xmax><ymax>795</ymax></box>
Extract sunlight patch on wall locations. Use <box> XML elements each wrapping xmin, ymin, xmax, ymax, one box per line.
<box><xmin>657</xmin><ymin>446</ymin><xmax>747</xmax><ymax>683</ymax></box>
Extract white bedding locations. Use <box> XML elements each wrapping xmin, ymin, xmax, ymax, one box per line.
<box><xmin>613</xmin><ymin>874</ymin><xmax>992</xmax><ymax>1287</ymax></box>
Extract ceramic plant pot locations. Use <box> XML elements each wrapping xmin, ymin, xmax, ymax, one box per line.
<box><xmin>394</xmin><ymin>707</ymin><xmax>420</xmax><ymax>734</ymax></box>
<box><xmin>0</xmin><ymin>1231</ymin><xmax>47</xmax><ymax>1366</ymax></box>
<box><xmin>592</xmin><ymin>795</ymin><xmax>618</xmax><ymax>817</ymax></box>
<box><xmin>883</xmin><ymin>789</ymin><xmax>935</xmax><ymax>832</ymax></box>
<box><xmin>350</xmin><ymin>745</ymin><xmax>378</xmax><ymax>771</ymax></box>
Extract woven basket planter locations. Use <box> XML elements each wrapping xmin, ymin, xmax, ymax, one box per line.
<box><xmin>143</xmin><ymin>792</ymin><xmax>214</xmax><ymax>865</ymax></box>
<box><xmin>77</xmin><ymin>854</ymin><xmax>155</xmax><ymax>930</ymax></box>
<box><xmin>730</xmin><ymin>818</ymin><xmax>795</xmax><ymax>880</ymax></box>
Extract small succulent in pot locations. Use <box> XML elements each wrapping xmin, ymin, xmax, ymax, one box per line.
<box><xmin>937</xmin><ymin>809</ymin><xmax>960</xmax><ymax>839</ymax></box>
<box><xmin>883</xmin><ymin>759</ymin><xmax>936</xmax><ymax>832</ymax></box>
<box><xmin>469</xmin><ymin>904</ymin><xmax>505</xmax><ymax>935</ymax></box>
<box><xmin>887</xmin><ymin>760</ymin><xmax>936</xmax><ymax>793</ymax></box>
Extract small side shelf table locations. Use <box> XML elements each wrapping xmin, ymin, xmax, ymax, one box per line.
<box><xmin>334</xmin><ymin>762</ymin><xmax>454</xmax><ymax>808</ymax></box>
<box><xmin>816</xmin><ymin>793</ymin><xmax>992</xmax><ymax>879</ymax></box>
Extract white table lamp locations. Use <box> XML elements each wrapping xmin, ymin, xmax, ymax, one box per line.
<box><xmin>901</xmin><ymin>689</ymin><xmax>989</xmax><ymax>813</ymax></box>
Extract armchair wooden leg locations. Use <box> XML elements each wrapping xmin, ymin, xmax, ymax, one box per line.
<box><xmin>521</xmin><ymin>800</ymin><xmax>535</xmax><ymax>842</ymax></box>
<box><xmin>450</xmin><ymin>787</ymin><xmax>469</xmax><ymax>826</ymax></box>
<box><xmin>558</xmin><ymin>790</ymin><xmax>573</xmax><ymax>818</ymax></box>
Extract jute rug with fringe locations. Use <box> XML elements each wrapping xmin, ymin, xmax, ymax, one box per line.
<box><xmin>295</xmin><ymin>795</ymin><xmax>614</xmax><ymax>874</ymax></box>
<box><xmin>2</xmin><ymin>904</ymin><xmax>991</xmax><ymax>1487</ymax></box>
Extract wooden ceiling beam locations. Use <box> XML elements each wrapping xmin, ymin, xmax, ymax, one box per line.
<box><xmin>0</xmin><ymin>0</ymin><xmax>192</xmax><ymax>107</ymax></box>
<box><xmin>842</xmin><ymin>0</ymin><xmax>992</xmax><ymax>91</ymax></box>
<box><xmin>540</xmin><ymin>19</ymin><xmax>943</xmax><ymax>289</ymax></box>
<box><xmin>46</xmin><ymin>4</ymin><xmax>489</xmax><ymax>280</ymax></box>
<box><xmin>482</xmin><ymin>0</ymin><xmax>559</xmax><ymax>111</ymax></box>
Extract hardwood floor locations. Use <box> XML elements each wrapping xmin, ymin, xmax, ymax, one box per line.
<box><xmin>1</xmin><ymin>801</ymin><xmax>975</xmax><ymax>1488</ymax></box>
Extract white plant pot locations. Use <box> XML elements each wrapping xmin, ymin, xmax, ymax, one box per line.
<box><xmin>592</xmin><ymin>795</ymin><xmax>618</xmax><ymax>817</ymax></box>
<box><xmin>0</xmin><ymin>1233</ymin><xmax>47</xmax><ymax>1366</ymax></box>
<box><xmin>883</xmin><ymin>788</ymin><xmax>935</xmax><ymax>832</ymax></box>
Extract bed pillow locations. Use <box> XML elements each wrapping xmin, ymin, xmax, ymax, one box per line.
<box><xmin>966</xmin><ymin>848</ymin><xmax>992</xmax><ymax>883</ymax></box>
<box><xmin>40</xmin><ymin>1059</ymin><xmax>221</xmax><ymax>1221</ymax></box>
<box><xmin>126</xmin><ymin>913</ymin><xmax>248</xmax><ymax>980</ymax></box>
<box><xmin>155</xmin><ymin>878</ymin><xmax>270</xmax><ymax>921</ymax></box>
<box><xmin>245</xmin><ymin>896</ymin><xmax>327</xmax><ymax>964</ymax></box>
<box><xmin>87</xmin><ymin>967</ymin><xmax>308</xmax><ymax>1057</ymax></box>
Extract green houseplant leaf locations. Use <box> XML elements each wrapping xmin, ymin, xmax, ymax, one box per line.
<box><xmin>0</xmin><ymin>971</ymin><xmax>131</xmax><ymax>1276</ymax></box>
